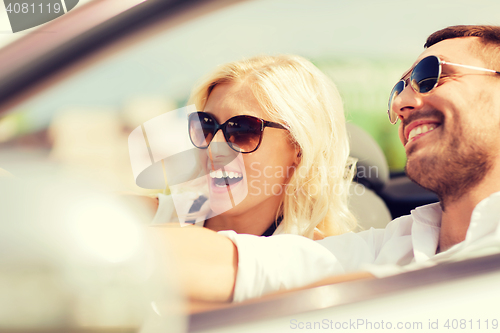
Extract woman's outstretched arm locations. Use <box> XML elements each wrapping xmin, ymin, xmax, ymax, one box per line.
<box><xmin>148</xmin><ymin>225</ymin><xmax>238</xmax><ymax>302</ymax></box>
<box><xmin>147</xmin><ymin>225</ymin><xmax>381</xmax><ymax>304</ymax></box>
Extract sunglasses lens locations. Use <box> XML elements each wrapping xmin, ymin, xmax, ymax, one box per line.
<box><xmin>224</xmin><ymin>116</ymin><xmax>263</xmax><ymax>153</ymax></box>
<box><xmin>411</xmin><ymin>56</ymin><xmax>440</xmax><ymax>93</ymax></box>
<box><xmin>188</xmin><ymin>113</ymin><xmax>215</xmax><ymax>148</ymax></box>
<box><xmin>388</xmin><ymin>80</ymin><xmax>405</xmax><ymax>124</ymax></box>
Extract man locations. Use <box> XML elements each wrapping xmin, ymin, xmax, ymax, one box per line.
<box><xmin>389</xmin><ymin>25</ymin><xmax>500</xmax><ymax>253</ymax></box>
<box><xmin>152</xmin><ymin>25</ymin><xmax>500</xmax><ymax>303</ymax></box>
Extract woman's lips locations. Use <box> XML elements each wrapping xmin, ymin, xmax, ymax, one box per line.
<box><xmin>208</xmin><ymin>167</ymin><xmax>244</xmax><ymax>194</ymax></box>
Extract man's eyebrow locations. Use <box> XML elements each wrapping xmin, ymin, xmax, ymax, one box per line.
<box><xmin>437</xmin><ymin>55</ymin><xmax>453</xmax><ymax>63</ymax></box>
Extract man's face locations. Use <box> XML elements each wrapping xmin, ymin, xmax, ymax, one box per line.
<box><xmin>391</xmin><ymin>37</ymin><xmax>500</xmax><ymax>205</ymax></box>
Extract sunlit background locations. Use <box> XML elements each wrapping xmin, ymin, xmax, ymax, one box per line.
<box><xmin>1</xmin><ymin>1</ymin><xmax>499</xmax><ymax>330</ymax></box>
<box><xmin>1</xmin><ymin>0</ymin><xmax>499</xmax><ymax>189</ymax></box>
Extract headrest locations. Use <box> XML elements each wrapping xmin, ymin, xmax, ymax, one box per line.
<box><xmin>347</xmin><ymin>123</ymin><xmax>389</xmax><ymax>191</ymax></box>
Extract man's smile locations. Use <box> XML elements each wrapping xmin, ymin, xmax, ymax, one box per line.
<box><xmin>406</xmin><ymin>122</ymin><xmax>441</xmax><ymax>144</ymax></box>
<box><xmin>403</xmin><ymin>114</ymin><xmax>444</xmax><ymax>146</ymax></box>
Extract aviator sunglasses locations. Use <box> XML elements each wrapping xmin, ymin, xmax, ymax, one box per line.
<box><xmin>388</xmin><ymin>55</ymin><xmax>500</xmax><ymax>124</ymax></box>
<box><xmin>188</xmin><ymin>111</ymin><xmax>288</xmax><ymax>153</ymax></box>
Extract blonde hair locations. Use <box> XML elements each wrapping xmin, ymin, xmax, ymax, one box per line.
<box><xmin>189</xmin><ymin>55</ymin><xmax>357</xmax><ymax>238</ymax></box>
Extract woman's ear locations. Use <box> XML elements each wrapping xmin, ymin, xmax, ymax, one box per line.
<box><xmin>294</xmin><ymin>147</ymin><xmax>302</xmax><ymax>165</ymax></box>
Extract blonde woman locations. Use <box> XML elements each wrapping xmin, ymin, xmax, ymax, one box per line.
<box><xmin>153</xmin><ymin>54</ymin><xmax>356</xmax><ymax>240</ymax></box>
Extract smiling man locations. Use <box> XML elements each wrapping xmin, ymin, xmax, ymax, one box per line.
<box><xmin>389</xmin><ymin>30</ymin><xmax>500</xmax><ymax>252</ymax></box>
<box><xmin>153</xmin><ymin>25</ymin><xmax>500</xmax><ymax>303</ymax></box>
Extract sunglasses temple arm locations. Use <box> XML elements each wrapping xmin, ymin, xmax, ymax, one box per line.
<box><xmin>442</xmin><ymin>61</ymin><xmax>500</xmax><ymax>75</ymax></box>
<box><xmin>264</xmin><ymin>121</ymin><xmax>288</xmax><ymax>130</ymax></box>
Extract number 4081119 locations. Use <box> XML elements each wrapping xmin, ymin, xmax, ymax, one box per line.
<box><xmin>6</xmin><ymin>3</ymin><xmax>62</xmax><ymax>14</ymax></box>
<box><xmin>443</xmin><ymin>319</ymin><xmax>499</xmax><ymax>330</ymax></box>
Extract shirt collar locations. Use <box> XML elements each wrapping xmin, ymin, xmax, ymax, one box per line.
<box><xmin>410</xmin><ymin>191</ymin><xmax>500</xmax><ymax>261</ymax></box>
<box><xmin>410</xmin><ymin>202</ymin><xmax>442</xmax><ymax>262</ymax></box>
<box><xmin>463</xmin><ymin>191</ymin><xmax>500</xmax><ymax>244</ymax></box>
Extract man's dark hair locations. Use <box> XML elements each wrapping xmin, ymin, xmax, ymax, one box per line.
<box><xmin>425</xmin><ymin>25</ymin><xmax>500</xmax><ymax>67</ymax></box>
<box><xmin>425</xmin><ymin>25</ymin><xmax>500</xmax><ymax>48</ymax></box>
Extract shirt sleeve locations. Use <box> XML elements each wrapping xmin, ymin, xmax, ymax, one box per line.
<box><xmin>315</xmin><ymin>230</ymin><xmax>385</xmax><ymax>273</ymax></box>
<box><xmin>320</xmin><ymin>215</ymin><xmax>417</xmax><ymax>265</ymax></box>
<box><xmin>219</xmin><ymin>231</ymin><xmax>347</xmax><ymax>302</ymax></box>
<box><xmin>218</xmin><ymin>215</ymin><xmax>416</xmax><ymax>302</ymax></box>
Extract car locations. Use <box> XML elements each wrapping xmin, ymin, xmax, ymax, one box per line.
<box><xmin>189</xmin><ymin>251</ymin><xmax>500</xmax><ymax>332</ymax></box>
<box><xmin>1</xmin><ymin>0</ymin><xmax>499</xmax><ymax>332</ymax></box>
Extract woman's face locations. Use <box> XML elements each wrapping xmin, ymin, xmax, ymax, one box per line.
<box><xmin>202</xmin><ymin>82</ymin><xmax>298</xmax><ymax>219</ymax></box>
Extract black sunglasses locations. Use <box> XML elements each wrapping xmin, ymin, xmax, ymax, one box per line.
<box><xmin>188</xmin><ymin>111</ymin><xmax>288</xmax><ymax>153</ymax></box>
<box><xmin>388</xmin><ymin>55</ymin><xmax>500</xmax><ymax>124</ymax></box>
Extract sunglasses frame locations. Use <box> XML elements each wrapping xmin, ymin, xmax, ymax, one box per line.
<box><xmin>188</xmin><ymin>111</ymin><xmax>288</xmax><ymax>154</ymax></box>
<box><xmin>388</xmin><ymin>55</ymin><xmax>500</xmax><ymax>124</ymax></box>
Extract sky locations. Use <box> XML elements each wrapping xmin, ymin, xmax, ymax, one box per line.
<box><xmin>153</xmin><ymin>0</ymin><xmax>500</xmax><ymax>63</ymax></box>
<box><xmin>89</xmin><ymin>0</ymin><xmax>500</xmax><ymax>102</ymax></box>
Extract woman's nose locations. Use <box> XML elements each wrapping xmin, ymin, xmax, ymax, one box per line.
<box><xmin>208</xmin><ymin>130</ymin><xmax>232</xmax><ymax>157</ymax></box>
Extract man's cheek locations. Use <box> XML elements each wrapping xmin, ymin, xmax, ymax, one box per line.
<box><xmin>399</xmin><ymin>124</ymin><xmax>406</xmax><ymax>146</ymax></box>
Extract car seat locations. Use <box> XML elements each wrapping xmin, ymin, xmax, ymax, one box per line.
<box><xmin>347</xmin><ymin>123</ymin><xmax>391</xmax><ymax>230</ymax></box>
<box><xmin>346</xmin><ymin>123</ymin><xmax>438</xmax><ymax>227</ymax></box>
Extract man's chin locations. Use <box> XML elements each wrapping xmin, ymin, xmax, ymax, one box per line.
<box><xmin>404</xmin><ymin>140</ymin><xmax>445</xmax><ymax>187</ymax></box>
<box><xmin>405</xmin><ymin>148</ymin><xmax>492</xmax><ymax>208</ymax></box>
<box><xmin>404</xmin><ymin>155</ymin><xmax>442</xmax><ymax>198</ymax></box>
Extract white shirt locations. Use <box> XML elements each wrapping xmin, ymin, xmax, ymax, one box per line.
<box><xmin>220</xmin><ymin>191</ymin><xmax>500</xmax><ymax>302</ymax></box>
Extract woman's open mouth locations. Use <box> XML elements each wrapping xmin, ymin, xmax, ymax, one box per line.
<box><xmin>210</xmin><ymin>169</ymin><xmax>243</xmax><ymax>187</ymax></box>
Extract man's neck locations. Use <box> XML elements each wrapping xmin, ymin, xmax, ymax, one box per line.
<box><xmin>439</xmin><ymin>194</ymin><xmax>476</xmax><ymax>252</ymax></box>
<box><xmin>439</xmin><ymin>166</ymin><xmax>500</xmax><ymax>252</ymax></box>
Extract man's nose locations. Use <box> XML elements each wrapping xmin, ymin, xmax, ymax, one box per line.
<box><xmin>392</xmin><ymin>82</ymin><xmax>424</xmax><ymax>121</ymax></box>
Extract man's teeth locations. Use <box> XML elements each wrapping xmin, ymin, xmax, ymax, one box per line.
<box><xmin>408</xmin><ymin>124</ymin><xmax>437</xmax><ymax>141</ymax></box>
<box><xmin>209</xmin><ymin>170</ymin><xmax>243</xmax><ymax>179</ymax></box>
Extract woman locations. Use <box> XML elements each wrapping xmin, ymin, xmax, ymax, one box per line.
<box><xmin>154</xmin><ymin>54</ymin><xmax>356</xmax><ymax>239</ymax></box>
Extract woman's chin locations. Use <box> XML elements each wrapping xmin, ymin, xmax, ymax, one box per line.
<box><xmin>208</xmin><ymin>176</ymin><xmax>247</xmax><ymax>215</ymax></box>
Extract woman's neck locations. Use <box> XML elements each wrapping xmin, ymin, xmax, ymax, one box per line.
<box><xmin>204</xmin><ymin>197</ymin><xmax>282</xmax><ymax>235</ymax></box>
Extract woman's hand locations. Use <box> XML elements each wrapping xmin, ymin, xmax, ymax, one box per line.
<box><xmin>147</xmin><ymin>225</ymin><xmax>238</xmax><ymax>303</ymax></box>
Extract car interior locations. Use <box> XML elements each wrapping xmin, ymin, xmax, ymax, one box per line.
<box><xmin>1</xmin><ymin>0</ymin><xmax>496</xmax><ymax>332</ymax></box>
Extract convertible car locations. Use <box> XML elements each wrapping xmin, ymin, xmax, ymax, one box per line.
<box><xmin>1</xmin><ymin>0</ymin><xmax>497</xmax><ymax>332</ymax></box>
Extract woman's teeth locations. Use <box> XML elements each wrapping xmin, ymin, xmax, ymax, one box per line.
<box><xmin>210</xmin><ymin>170</ymin><xmax>243</xmax><ymax>179</ymax></box>
<box><xmin>210</xmin><ymin>170</ymin><xmax>243</xmax><ymax>187</ymax></box>
<box><xmin>408</xmin><ymin>124</ymin><xmax>437</xmax><ymax>141</ymax></box>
